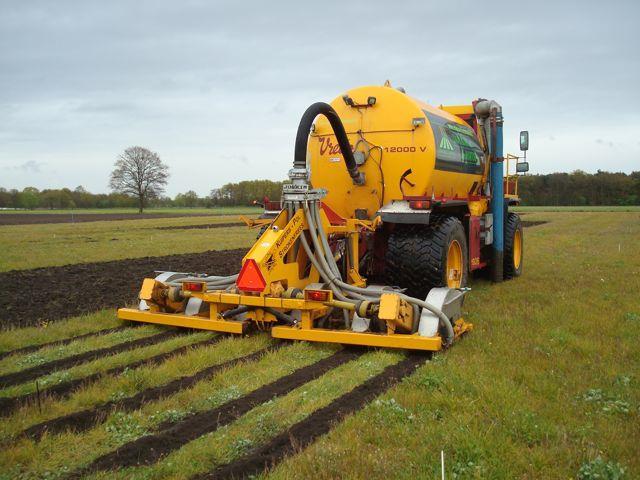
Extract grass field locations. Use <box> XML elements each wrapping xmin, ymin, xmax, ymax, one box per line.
<box><xmin>2</xmin><ymin>205</ymin><xmax>637</xmax><ymax>215</ymax></box>
<box><xmin>0</xmin><ymin>215</ymin><xmax>256</xmax><ymax>271</ymax></box>
<box><xmin>0</xmin><ymin>207</ymin><xmax>262</xmax><ymax>215</ymax></box>
<box><xmin>0</xmin><ymin>210</ymin><xmax>638</xmax><ymax>479</ymax></box>
<box><xmin>514</xmin><ymin>205</ymin><xmax>640</xmax><ymax>212</ymax></box>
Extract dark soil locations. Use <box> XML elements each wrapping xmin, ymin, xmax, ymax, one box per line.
<box><xmin>0</xmin><ymin>248</ymin><xmax>246</xmax><ymax>330</ymax></box>
<box><xmin>522</xmin><ymin>220</ymin><xmax>548</xmax><ymax>228</ymax></box>
<box><xmin>77</xmin><ymin>349</ymin><xmax>361</xmax><ymax>476</ymax></box>
<box><xmin>198</xmin><ymin>354</ymin><xmax>428</xmax><ymax>480</ymax></box>
<box><xmin>155</xmin><ymin>222</ymin><xmax>244</xmax><ymax>231</ymax></box>
<box><xmin>0</xmin><ymin>212</ymin><xmax>234</xmax><ymax>226</ymax></box>
<box><xmin>0</xmin><ymin>326</ymin><xmax>132</xmax><ymax>360</ymax></box>
<box><xmin>0</xmin><ymin>335</ymin><xmax>219</xmax><ymax>418</ymax></box>
<box><xmin>21</xmin><ymin>343</ymin><xmax>277</xmax><ymax>441</ymax></box>
<box><xmin>0</xmin><ymin>330</ymin><xmax>181</xmax><ymax>389</ymax></box>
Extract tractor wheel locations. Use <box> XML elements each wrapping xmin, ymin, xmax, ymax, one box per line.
<box><xmin>504</xmin><ymin>212</ymin><xmax>523</xmax><ymax>279</ymax></box>
<box><xmin>384</xmin><ymin>216</ymin><xmax>468</xmax><ymax>299</ymax></box>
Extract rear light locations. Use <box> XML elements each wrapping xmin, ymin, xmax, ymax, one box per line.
<box><xmin>409</xmin><ymin>200</ymin><xmax>429</xmax><ymax>210</ymax></box>
<box><xmin>304</xmin><ymin>289</ymin><xmax>332</xmax><ymax>302</ymax></box>
<box><xmin>237</xmin><ymin>259</ymin><xmax>267</xmax><ymax>292</ymax></box>
<box><xmin>182</xmin><ymin>281</ymin><xmax>206</xmax><ymax>293</ymax></box>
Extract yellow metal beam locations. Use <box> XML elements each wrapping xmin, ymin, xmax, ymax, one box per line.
<box><xmin>438</xmin><ymin>104</ymin><xmax>474</xmax><ymax>116</ymax></box>
<box><xmin>203</xmin><ymin>292</ymin><xmax>325</xmax><ymax>311</ymax></box>
<box><xmin>117</xmin><ymin>308</ymin><xmax>246</xmax><ymax>334</ymax></box>
<box><xmin>271</xmin><ymin>326</ymin><xmax>442</xmax><ymax>351</ymax></box>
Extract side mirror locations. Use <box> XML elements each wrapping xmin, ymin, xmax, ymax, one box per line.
<box><xmin>520</xmin><ymin>131</ymin><xmax>529</xmax><ymax>151</ymax></box>
<box><xmin>516</xmin><ymin>162</ymin><xmax>529</xmax><ymax>173</ymax></box>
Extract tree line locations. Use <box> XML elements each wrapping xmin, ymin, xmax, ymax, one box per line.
<box><xmin>518</xmin><ymin>170</ymin><xmax>640</xmax><ymax>206</ymax></box>
<box><xmin>2</xmin><ymin>170</ymin><xmax>639</xmax><ymax>210</ymax></box>
<box><xmin>0</xmin><ymin>179</ymin><xmax>285</xmax><ymax>210</ymax></box>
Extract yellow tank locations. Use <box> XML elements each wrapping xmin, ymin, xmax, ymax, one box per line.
<box><xmin>309</xmin><ymin>85</ymin><xmax>486</xmax><ymax>219</ymax></box>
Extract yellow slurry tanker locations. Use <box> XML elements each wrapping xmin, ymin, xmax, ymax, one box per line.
<box><xmin>118</xmin><ymin>82</ymin><xmax>530</xmax><ymax>351</ymax></box>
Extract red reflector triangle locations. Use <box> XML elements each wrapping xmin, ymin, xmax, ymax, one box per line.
<box><xmin>236</xmin><ymin>259</ymin><xmax>266</xmax><ymax>292</ymax></box>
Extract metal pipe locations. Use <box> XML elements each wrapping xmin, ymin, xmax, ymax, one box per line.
<box><xmin>475</xmin><ymin>99</ymin><xmax>504</xmax><ymax>283</ymax></box>
<box><xmin>324</xmin><ymin>299</ymin><xmax>356</xmax><ymax>311</ymax></box>
<box><xmin>490</xmin><ymin>110</ymin><xmax>504</xmax><ymax>282</ymax></box>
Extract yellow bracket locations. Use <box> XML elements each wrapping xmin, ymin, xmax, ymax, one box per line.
<box><xmin>239</xmin><ymin>215</ymin><xmax>271</xmax><ymax>228</ymax></box>
<box><xmin>118</xmin><ymin>308</ymin><xmax>246</xmax><ymax>334</ymax></box>
<box><xmin>271</xmin><ymin>325</ymin><xmax>442</xmax><ymax>351</ymax></box>
<box><xmin>453</xmin><ymin>318</ymin><xmax>473</xmax><ymax>338</ymax></box>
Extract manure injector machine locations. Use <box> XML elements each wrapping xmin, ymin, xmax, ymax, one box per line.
<box><xmin>118</xmin><ymin>83</ymin><xmax>530</xmax><ymax>351</ymax></box>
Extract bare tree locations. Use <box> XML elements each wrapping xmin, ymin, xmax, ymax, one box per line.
<box><xmin>109</xmin><ymin>146</ymin><xmax>169</xmax><ymax>213</ymax></box>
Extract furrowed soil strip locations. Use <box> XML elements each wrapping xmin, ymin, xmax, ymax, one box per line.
<box><xmin>75</xmin><ymin>349</ymin><xmax>361</xmax><ymax>476</ymax></box>
<box><xmin>522</xmin><ymin>220</ymin><xmax>548</xmax><ymax>228</ymax></box>
<box><xmin>21</xmin><ymin>343</ymin><xmax>278</xmax><ymax>441</ymax></box>
<box><xmin>155</xmin><ymin>222</ymin><xmax>244</xmax><ymax>231</ymax></box>
<box><xmin>195</xmin><ymin>354</ymin><xmax>428</xmax><ymax>480</ymax></box>
<box><xmin>0</xmin><ymin>330</ymin><xmax>182</xmax><ymax>389</ymax></box>
<box><xmin>0</xmin><ymin>335</ymin><xmax>220</xmax><ymax>418</ymax></box>
<box><xmin>0</xmin><ymin>212</ymin><xmax>237</xmax><ymax>226</ymax></box>
<box><xmin>0</xmin><ymin>325</ymin><xmax>134</xmax><ymax>361</ymax></box>
<box><xmin>0</xmin><ymin>248</ymin><xmax>246</xmax><ymax>329</ymax></box>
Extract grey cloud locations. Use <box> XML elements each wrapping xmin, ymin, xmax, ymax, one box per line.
<box><xmin>596</xmin><ymin>139</ymin><xmax>615</xmax><ymax>148</ymax></box>
<box><xmin>15</xmin><ymin>160</ymin><xmax>45</xmax><ymax>172</ymax></box>
<box><xmin>220</xmin><ymin>154</ymin><xmax>249</xmax><ymax>165</ymax></box>
<box><xmin>269</xmin><ymin>101</ymin><xmax>286</xmax><ymax>115</ymax></box>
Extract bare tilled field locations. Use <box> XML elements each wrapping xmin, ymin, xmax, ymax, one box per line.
<box><xmin>0</xmin><ymin>249</ymin><xmax>245</xmax><ymax>329</ymax></box>
<box><xmin>0</xmin><ymin>213</ymin><xmax>226</xmax><ymax>225</ymax></box>
<box><xmin>0</xmin><ymin>207</ymin><xmax>259</xmax><ymax>226</ymax></box>
<box><xmin>0</xmin><ymin>211</ymin><xmax>637</xmax><ymax>479</ymax></box>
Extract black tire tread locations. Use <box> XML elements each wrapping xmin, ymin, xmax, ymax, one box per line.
<box><xmin>384</xmin><ymin>216</ymin><xmax>467</xmax><ymax>299</ymax></box>
<box><xmin>504</xmin><ymin>212</ymin><xmax>523</xmax><ymax>279</ymax></box>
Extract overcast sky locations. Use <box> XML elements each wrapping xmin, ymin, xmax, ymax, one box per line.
<box><xmin>1</xmin><ymin>1</ymin><xmax>639</xmax><ymax>196</ymax></box>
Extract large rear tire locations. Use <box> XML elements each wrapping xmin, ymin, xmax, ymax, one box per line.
<box><xmin>504</xmin><ymin>212</ymin><xmax>523</xmax><ymax>279</ymax></box>
<box><xmin>384</xmin><ymin>216</ymin><xmax>468</xmax><ymax>299</ymax></box>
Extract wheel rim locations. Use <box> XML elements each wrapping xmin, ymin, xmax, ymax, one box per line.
<box><xmin>513</xmin><ymin>229</ymin><xmax>522</xmax><ymax>270</ymax></box>
<box><xmin>446</xmin><ymin>240</ymin><xmax>463</xmax><ymax>288</ymax></box>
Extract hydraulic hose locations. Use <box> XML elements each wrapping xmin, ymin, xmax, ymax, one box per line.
<box><xmin>264</xmin><ymin>307</ymin><xmax>296</xmax><ymax>325</ymax></box>
<box><xmin>296</xmin><ymin>208</ymin><xmax>351</xmax><ymax>303</ymax></box>
<box><xmin>294</xmin><ymin>102</ymin><xmax>364</xmax><ymax>185</ymax></box>
<box><xmin>221</xmin><ymin>305</ymin><xmax>251</xmax><ymax>319</ymax></box>
<box><xmin>167</xmin><ymin>275</ymin><xmax>238</xmax><ymax>288</ymax></box>
<box><xmin>296</xmin><ymin>222</ymin><xmax>354</xmax><ymax>327</ymax></box>
<box><xmin>308</xmin><ymin>200</ymin><xmax>455</xmax><ymax>345</ymax></box>
<box><xmin>302</xmin><ymin>203</ymin><xmax>368</xmax><ymax>302</ymax></box>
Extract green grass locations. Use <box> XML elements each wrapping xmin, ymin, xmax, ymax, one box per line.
<box><xmin>99</xmin><ymin>350</ymin><xmax>403</xmax><ymax>480</ymax></box>
<box><xmin>268</xmin><ymin>211</ymin><xmax>640</xmax><ymax>479</ymax></box>
<box><xmin>0</xmin><ymin>211</ymin><xmax>638</xmax><ymax>479</ymax></box>
<box><xmin>0</xmin><ymin>341</ymin><xmax>331</xmax><ymax>478</ymax></box>
<box><xmin>0</xmin><ymin>322</ymin><xmax>160</xmax><ymax>376</ymax></box>
<box><xmin>0</xmin><ymin>309</ymin><xmax>123</xmax><ymax>353</ymax></box>
<box><xmin>0</xmin><ymin>207</ymin><xmax>261</xmax><ymax>215</ymax></box>
<box><xmin>0</xmin><ymin>328</ymin><xmax>206</xmax><ymax>399</ymax></box>
<box><xmin>0</xmin><ymin>215</ymin><xmax>256</xmax><ymax>271</ymax></box>
<box><xmin>515</xmin><ymin>205</ymin><xmax>640</xmax><ymax>212</ymax></box>
<box><xmin>0</xmin><ymin>333</ymin><xmax>269</xmax><ymax>440</ymax></box>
